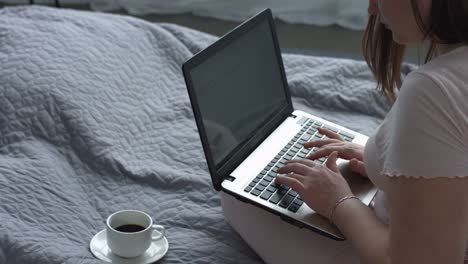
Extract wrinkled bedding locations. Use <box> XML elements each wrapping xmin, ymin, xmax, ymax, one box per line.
<box><xmin>0</xmin><ymin>6</ymin><xmax>392</xmax><ymax>264</ymax></box>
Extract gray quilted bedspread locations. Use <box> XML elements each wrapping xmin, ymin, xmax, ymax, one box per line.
<box><xmin>0</xmin><ymin>6</ymin><xmax>392</xmax><ymax>264</ymax></box>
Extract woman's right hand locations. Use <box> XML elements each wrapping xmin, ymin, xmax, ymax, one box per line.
<box><xmin>303</xmin><ymin>127</ymin><xmax>368</xmax><ymax>178</ymax></box>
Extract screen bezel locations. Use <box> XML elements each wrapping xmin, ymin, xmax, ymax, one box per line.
<box><xmin>182</xmin><ymin>8</ymin><xmax>293</xmax><ymax>191</ymax></box>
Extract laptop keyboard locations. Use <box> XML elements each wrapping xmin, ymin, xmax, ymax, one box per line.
<box><xmin>243</xmin><ymin>118</ymin><xmax>355</xmax><ymax>213</ymax></box>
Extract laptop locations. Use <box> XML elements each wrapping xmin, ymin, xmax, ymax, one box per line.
<box><xmin>182</xmin><ymin>8</ymin><xmax>377</xmax><ymax>241</ymax></box>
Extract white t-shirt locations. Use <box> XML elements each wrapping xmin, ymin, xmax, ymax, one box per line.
<box><xmin>363</xmin><ymin>46</ymin><xmax>468</xmax><ymax>259</ymax></box>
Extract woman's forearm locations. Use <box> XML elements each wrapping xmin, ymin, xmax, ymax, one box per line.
<box><xmin>333</xmin><ymin>199</ymin><xmax>391</xmax><ymax>264</ymax></box>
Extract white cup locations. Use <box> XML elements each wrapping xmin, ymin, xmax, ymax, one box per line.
<box><xmin>106</xmin><ymin>210</ymin><xmax>166</xmax><ymax>258</ymax></box>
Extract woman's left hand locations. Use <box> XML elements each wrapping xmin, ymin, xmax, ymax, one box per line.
<box><xmin>275</xmin><ymin>151</ymin><xmax>354</xmax><ymax>219</ymax></box>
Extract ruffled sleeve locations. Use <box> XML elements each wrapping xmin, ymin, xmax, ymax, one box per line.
<box><xmin>380</xmin><ymin>72</ymin><xmax>468</xmax><ymax>178</ymax></box>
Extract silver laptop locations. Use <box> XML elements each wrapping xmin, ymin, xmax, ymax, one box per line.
<box><xmin>182</xmin><ymin>8</ymin><xmax>377</xmax><ymax>241</ymax></box>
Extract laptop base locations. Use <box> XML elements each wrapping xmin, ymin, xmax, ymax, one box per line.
<box><xmin>223</xmin><ymin>154</ymin><xmax>377</xmax><ymax>241</ymax></box>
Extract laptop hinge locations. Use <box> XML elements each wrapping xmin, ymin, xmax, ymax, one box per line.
<box><xmin>225</xmin><ymin>176</ymin><xmax>236</xmax><ymax>182</ymax></box>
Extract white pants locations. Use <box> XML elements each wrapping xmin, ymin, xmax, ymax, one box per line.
<box><xmin>221</xmin><ymin>192</ymin><xmax>361</xmax><ymax>264</ymax></box>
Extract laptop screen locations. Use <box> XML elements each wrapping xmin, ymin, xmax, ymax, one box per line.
<box><xmin>189</xmin><ymin>17</ymin><xmax>290</xmax><ymax>167</ymax></box>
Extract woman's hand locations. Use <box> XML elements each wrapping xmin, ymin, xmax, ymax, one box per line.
<box><xmin>304</xmin><ymin>127</ymin><xmax>368</xmax><ymax>178</ymax></box>
<box><xmin>275</xmin><ymin>151</ymin><xmax>354</xmax><ymax>219</ymax></box>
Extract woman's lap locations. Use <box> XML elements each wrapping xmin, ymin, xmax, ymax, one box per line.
<box><xmin>221</xmin><ymin>192</ymin><xmax>360</xmax><ymax>264</ymax></box>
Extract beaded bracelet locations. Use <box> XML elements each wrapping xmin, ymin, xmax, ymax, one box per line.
<box><xmin>328</xmin><ymin>195</ymin><xmax>361</xmax><ymax>225</ymax></box>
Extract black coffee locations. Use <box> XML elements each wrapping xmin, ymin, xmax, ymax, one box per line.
<box><xmin>115</xmin><ymin>224</ymin><xmax>146</xmax><ymax>233</ymax></box>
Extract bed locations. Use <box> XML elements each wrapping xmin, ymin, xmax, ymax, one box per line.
<box><xmin>0</xmin><ymin>6</ymin><xmax>393</xmax><ymax>264</ymax></box>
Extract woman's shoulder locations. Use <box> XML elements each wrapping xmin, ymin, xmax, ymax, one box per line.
<box><xmin>397</xmin><ymin>71</ymin><xmax>449</xmax><ymax>110</ymax></box>
<box><xmin>399</xmin><ymin>52</ymin><xmax>468</xmax><ymax>115</ymax></box>
<box><xmin>396</xmin><ymin>69</ymin><xmax>468</xmax><ymax>135</ymax></box>
<box><xmin>408</xmin><ymin>45</ymin><xmax>468</xmax><ymax>96</ymax></box>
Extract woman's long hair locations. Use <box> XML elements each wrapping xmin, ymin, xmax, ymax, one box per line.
<box><xmin>363</xmin><ymin>0</ymin><xmax>468</xmax><ymax>102</ymax></box>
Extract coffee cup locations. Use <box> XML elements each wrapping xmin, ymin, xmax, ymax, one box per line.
<box><xmin>106</xmin><ymin>210</ymin><xmax>165</xmax><ymax>258</ymax></box>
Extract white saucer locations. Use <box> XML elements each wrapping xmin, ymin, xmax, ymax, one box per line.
<box><xmin>89</xmin><ymin>229</ymin><xmax>169</xmax><ymax>264</ymax></box>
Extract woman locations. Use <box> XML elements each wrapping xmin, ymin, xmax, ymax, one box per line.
<box><xmin>275</xmin><ymin>0</ymin><xmax>468</xmax><ymax>263</ymax></box>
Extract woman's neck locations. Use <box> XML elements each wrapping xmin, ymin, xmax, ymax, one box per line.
<box><xmin>434</xmin><ymin>43</ymin><xmax>465</xmax><ymax>56</ymax></box>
